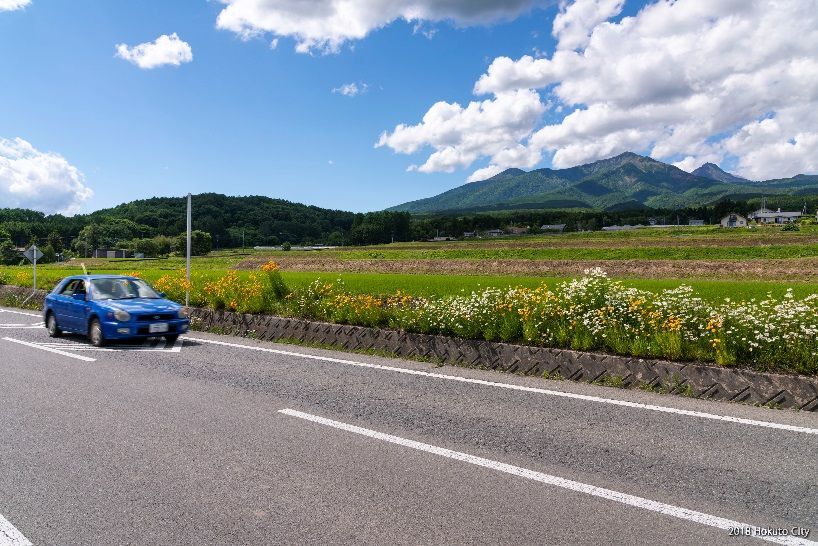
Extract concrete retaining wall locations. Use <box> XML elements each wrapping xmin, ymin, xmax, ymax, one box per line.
<box><xmin>191</xmin><ymin>308</ymin><xmax>818</xmax><ymax>411</ymax></box>
<box><xmin>2</xmin><ymin>283</ymin><xmax>814</xmax><ymax>411</ymax></box>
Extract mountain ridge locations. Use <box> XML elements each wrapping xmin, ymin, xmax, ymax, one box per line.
<box><xmin>388</xmin><ymin>153</ymin><xmax>818</xmax><ymax>214</ymax></box>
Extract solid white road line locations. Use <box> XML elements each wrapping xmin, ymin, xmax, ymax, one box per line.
<box><xmin>188</xmin><ymin>336</ymin><xmax>818</xmax><ymax>436</ymax></box>
<box><xmin>35</xmin><ymin>338</ymin><xmax>183</xmax><ymax>353</ymax></box>
<box><xmin>279</xmin><ymin>408</ymin><xmax>817</xmax><ymax>546</ymax></box>
<box><xmin>2</xmin><ymin>337</ymin><xmax>96</xmax><ymax>362</ymax></box>
<box><xmin>0</xmin><ymin>512</ymin><xmax>32</xmax><ymax>546</ymax></box>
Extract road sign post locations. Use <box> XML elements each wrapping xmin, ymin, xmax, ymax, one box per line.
<box><xmin>22</xmin><ymin>244</ymin><xmax>44</xmax><ymax>305</ymax></box>
<box><xmin>186</xmin><ymin>193</ymin><xmax>191</xmax><ymax>307</ymax></box>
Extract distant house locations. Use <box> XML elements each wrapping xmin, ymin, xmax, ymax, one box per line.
<box><xmin>429</xmin><ymin>236</ymin><xmax>456</xmax><ymax>242</ymax></box>
<box><xmin>463</xmin><ymin>231</ymin><xmax>477</xmax><ymax>238</ymax></box>
<box><xmin>720</xmin><ymin>214</ymin><xmax>747</xmax><ymax>228</ymax></box>
<box><xmin>688</xmin><ymin>219</ymin><xmax>705</xmax><ymax>226</ymax></box>
<box><xmin>507</xmin><ymin>226</ymin><xmax>529</xmax><ymax>235</ymax></box>
<box><xmin>540</xmin><ymin>224</ymin><xmax>566</xmax><ymax>232</ymax></box>
<box><xmin>93</xmin><ymin>249</ymin><xmax>133</xmax><ymax>259</ymax></box>
<box><xmin>748</xmin><ymin>208</ymin><xmax>802</xmax><ymax>224</ymax></box>
<box><xmin>748</xmin><ymin>198</ymin><xmax>803</xmax><ymax>224</ymax></box>
<box><xmin>485</xmin><ymin>229</ymin><xmax>504</xmax><ymax>237</ymax></box>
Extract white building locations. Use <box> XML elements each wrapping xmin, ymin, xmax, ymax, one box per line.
<box><xmin>748</xmin><ymin>198</ymin><xmax>803</xmax><ymax>224</ymax></box>
<box><xmin>720</xmin><ymin>213</ymin><xmax>747</xmax><ymax>228</ymax></box>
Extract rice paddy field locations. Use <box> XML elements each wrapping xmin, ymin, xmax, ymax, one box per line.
<box><xmin>3</xmin><ymin>224</ymin><xmax>818</xmax><ymax>301</ymax></box>
<box><xmin>4</xmin><ymin>225</ymin><xmax>818</xmax><ymax>374</ymax></box>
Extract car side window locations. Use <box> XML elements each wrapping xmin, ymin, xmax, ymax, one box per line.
<box><xmin>75</xmin><ymin>281</ymin><xmax>87</xmax><ymax>295</ymax></box>
<box><xmin>59</xmin><ymin>280</ymin><xmax>78</xmax><ymax>295</ymax></box>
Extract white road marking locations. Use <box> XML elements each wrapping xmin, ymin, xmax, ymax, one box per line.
<box><xmin>0</xmin><ymin>309</ymin><xmax>40</xmax><ymax>318</ymax></box>
<box><xmin>0</xmin><ymin>323</ymin><xmax>42</xmax><ymax>329</ymax></box>
<box><xmin>35</xmin><ymin>337</ymin><xmax>183</xmax><ymax>353</ymax></box>
<box><xmin>280</xmin><ymin>408</ymin><xmax>817</xmax><ymax>546</ymax></box>
<box><xmin>0</xmin><ymin>512</ymin><xmax>32</xmax><ymax>546</ymax></box>
<box><xmin>188</xmin><ymin>336</ymin><xmax>818</xmax><ymax>436</ymax></box>
<box><xmin>2</xmin><ymin>337</ymin><xmax>96</xmax><ymax>362</ymax></box>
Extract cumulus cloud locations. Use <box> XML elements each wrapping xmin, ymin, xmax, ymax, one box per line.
<box><xmin>381</xmin><ymin>0</ymin><xmax>818</xmax><ymax>182</ymax></box>
<box><xmin>215</xmin><ymin>0</ymin><xmax>546</xmax><ymax>54</ymax></box>
<box><xmin>0</xmin><ymin>137</ymin><xmax>93</xmax><ymax>215</ymax></box>
<box><xmin>552</xmin><ymin>0</ymin><xmax>623</xmax><ymax>51</ymax></box>
<box><xmin>332</xmin><ymin>82</ymin><xmax>368</xmax><ymax>97</ymax></box>
<box><xmin>116</xmin><ymin>33</ymin><xmax>193</xmax><ymax>69</ymax></box>
<box><xmin>377</xmin><ymin>89</ymin><xmax>545</xmax><ymax>176</ymax></box>
<box><xmin>0</xmin><ymin>0</ymin><xmax>30</xmax><ymax>11</ymax></box>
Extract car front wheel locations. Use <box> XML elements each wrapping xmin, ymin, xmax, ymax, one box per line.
<box><xmin>89</xmin><ymin>318</ymin><xmax>105</xmax><ymax>347</ymax></box>
<box><xmin>164</xmin><ymin>334</ymin><xmax>179</xmax><ymax>344</ymax></box>
<box><xmin>46</xmin><ymin>313</ymin><xmax>61</xmax><ymax>338</ymax></box>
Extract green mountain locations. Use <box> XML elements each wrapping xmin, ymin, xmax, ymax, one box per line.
<box><xmin>388</xmin><ymin>152</ymin><xmax>818</xmax><ymax>213</ymax></box>
<box><xmin>691</xmin><ymin>162</ymin><xmax>749</xmax><ymax>184</ymax></box>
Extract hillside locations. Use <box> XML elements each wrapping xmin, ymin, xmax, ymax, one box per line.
<box><xmin>0</xmin><ymin>194</ymin><xmax>411</xmax><ymax>249</ymax></box>
<box><xmin>388</xmin><ymin>152</ymin><xmax>818</xmax><ymax>214</ymax></box>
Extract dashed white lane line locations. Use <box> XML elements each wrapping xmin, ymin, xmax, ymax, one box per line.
<box><xmin>0</xmin><ymin>323</ymin><xmax>42</xmax><ymax>329</ymax></box>
<box><xmin>0</xmin><ymin>512</ymin><xmax>32</xmax><ymax>546</ymax></box>
<box><xmin>189</xmin><ymin>336</ymin><xmax>818</xmax><ymax>436</ymax></box>
<box><xmin>2</xmin><ymin>337</ymin><xmax>96</xmax><ymax>362</ymax></box>
<box><xmin>279</xmin><ymin>408</ymin><xmax>817</xmax><ymax>546</ymax></box>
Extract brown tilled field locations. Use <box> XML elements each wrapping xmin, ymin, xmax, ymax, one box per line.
<box><xmin>235</xmin><ymin>256</ymin><xmax>818</xmax><ymax>281</ymax></box>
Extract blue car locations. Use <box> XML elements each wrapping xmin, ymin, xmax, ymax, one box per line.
<box><xmin>43</xmin><ymin>274</ymin><xmax>190</xmax><ymax>347</ymax></box>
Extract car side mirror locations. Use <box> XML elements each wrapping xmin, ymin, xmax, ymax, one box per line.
<box><xmin>72</xmin><ymin>293</ymin><xmax>86</xmax><ymax>301</ymax></box>
<box><xmin>158</xmin><ymin>292</ymin><xmax>166</xmax><ymax>298</ymax></box>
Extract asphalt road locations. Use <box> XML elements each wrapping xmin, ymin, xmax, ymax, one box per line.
<box><xmin>1</xmin><ymin>305</ymin><xmax>817</xmax><ymax>545</ymax></box>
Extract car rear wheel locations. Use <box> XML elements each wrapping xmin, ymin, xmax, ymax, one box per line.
<box><xmin>89</xmin><ymin>318</ymin><xmax>105</xmax><ymax>347</ymax></box>
<box><xmin>46</xmin><ymin>312</ymin><xmax>61</xmax><ymax>338</ymax></box>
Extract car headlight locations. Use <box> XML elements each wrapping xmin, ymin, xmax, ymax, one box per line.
<box><xmin>177</xmin><ymin>307</ymin><xmax>190</xmax><ymax>319</ymax></box>
<box><xmin>113</xmin><ymin>309</ymin><xmax>131</xmax><ymax>322</ymax></box>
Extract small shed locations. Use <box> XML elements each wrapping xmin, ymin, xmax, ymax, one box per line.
<box><xmin>540</xmin><ymin>224</ymin><xmax>566</xmax><ymax>232</ymax></box>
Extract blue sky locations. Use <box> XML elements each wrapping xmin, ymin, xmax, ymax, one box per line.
<box><xmin>0</xmin><ymin>1</ymin><xmax>562</xmax><ymax>213</ymax></box>
<box><xmin>1</xmin><ymin>1</ymin><xmax>816</xmax><ymax>215</ymax></box>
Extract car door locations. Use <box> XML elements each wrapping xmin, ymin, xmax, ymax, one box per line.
<box><xmin>50</xmin><ymin>279</ymin><xmax>77</xmax><ymax>331</ymax></box>
<box><xmin>63</xmin><ymin>280</ymin><xmax>88</xmax><ymax>332</ymax></box>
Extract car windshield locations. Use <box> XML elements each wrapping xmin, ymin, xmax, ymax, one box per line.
<box><xmin>90</xmin><ymin>278</ymin><xmax>161</xmax><ymax>300</ymax></box>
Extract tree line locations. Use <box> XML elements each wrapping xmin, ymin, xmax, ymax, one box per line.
<box><xmin>1</xmin><ymin>193</ymin><xmax>813</xmax><ymax>265</ymax></box>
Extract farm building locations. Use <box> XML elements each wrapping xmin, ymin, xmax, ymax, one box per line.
<box><xmin>748</xmin><ymin>208</ymin><xmax>802</xmax><ymax>224</ymax></box>
<box><xmin>463</xmin><ymin>231</ymin><xmax>477</xmax><ymax>238</ymax></box>
<box><xmin>92</xmin><ymin>249</ymin><xmax>133</xmax><ymax>258</ymax></box>
<box><xmin>720</xmin><ymin>214</ymin><xmax>747</xmax><ymax>228</ymax></box>
<box><xmin>748</xmin><ymin>198</ymin><xmax>803</xmax><ymax>224</ymax></box>
<box><xmin>688</xmin><ymin>219</ymin><xmax>705</xmax><ymax>226</ymax></box>
<box><xmin>485</xmin><ymin>229</ymin><xmax>504</xmax><ymax>237</ymax></box>
<box><xmin>507</xmin><ymin>226</ymin><xmax>529</xmax><ymax>235</ymax></box>
<box><xmin>540</xmin><ymin>224</ymin><xmax>566</xmax><ymax>232</ymax></box>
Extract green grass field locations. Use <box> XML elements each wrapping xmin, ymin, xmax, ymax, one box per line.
<box><xmin>4</xmin><ymin>264</ymin><xmax>817</xmax><ymax>303</ymax></box>
<box><xmin>3</xmin><ymin>225</ymin><xmax>817</xmax><ymax>302</ymax></box>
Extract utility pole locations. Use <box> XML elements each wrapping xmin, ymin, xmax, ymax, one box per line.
<box><xmin>186</xmin><ymin>193</ymin><xmax>191</xmax><ymax>307</ymax></box>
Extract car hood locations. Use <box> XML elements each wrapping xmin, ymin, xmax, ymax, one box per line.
<box><xmin>99</xmin><ymin>299</ymin><xmax>182</xmax><ymax>314</ymax></box>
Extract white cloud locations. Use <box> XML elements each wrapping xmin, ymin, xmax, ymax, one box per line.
<box><xmin>215</xmin><ymin>0</ymin><xmax>546</xmax><ymax>54</ymax></box>
<box><xmin>377</xmin><ymin>89</ymin><xmax>545</xmax><ymax>175</ymax></box>
<box><xmin>332</xmin><ymin>82</ymin><xmax>368</xmax><ymax>97</ymax></box>
<box><xmin>381</xmin><ymin>0</ymin><xmax>818</xmax><ymax>182</ymax></box>
<box><xmin>116</xmin><ymin>33</ymin><xmax>193</xmax><ymax>69</ymax></box>
<box><xmin>552</xmin><ymin>0</ymin><xmax>624</xmax><ymax>51</ymax></box>
<box><xmin>0</xmin><ymin>0</ymin><xmax>30</xmax><ymax>11</ymax></box>
<box><xmin>0</xmin><ymin>137</ymin><xmax>93</xmax><ymax>215</ymax></box>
